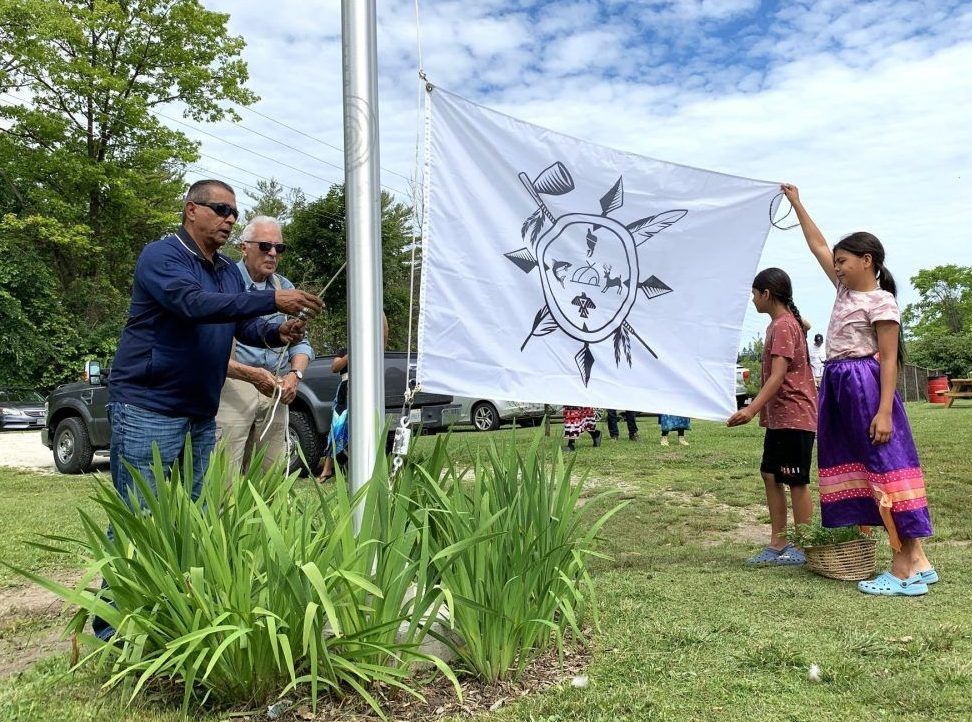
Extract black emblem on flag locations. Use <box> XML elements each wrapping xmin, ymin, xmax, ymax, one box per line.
<box><xmin>506</xmin><ymin>161</ymin><xmax>687</xmax><ymax>386</ymax></box>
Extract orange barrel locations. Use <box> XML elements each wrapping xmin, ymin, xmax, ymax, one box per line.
<box><xmin>927</xmin><ymin>376</ymin><xmax>949</xmax><ymax>404</ymax></box>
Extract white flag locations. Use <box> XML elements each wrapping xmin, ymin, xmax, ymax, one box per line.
<box><xmin>417</xmin><ymin>88</ymin><xmax>781</xmax><ymax>420</ymax></box>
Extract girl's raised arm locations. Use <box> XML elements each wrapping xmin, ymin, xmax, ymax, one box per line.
<box><xmin>782</xmin><ymin>184</ymin><xmax>837</xmax><ymax>288</ymax></box>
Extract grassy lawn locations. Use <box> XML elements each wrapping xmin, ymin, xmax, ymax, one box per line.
<box><xmin>1</xmin><ymin>404</ymin><xmax>970</xmax><ymax>721</ymax></box>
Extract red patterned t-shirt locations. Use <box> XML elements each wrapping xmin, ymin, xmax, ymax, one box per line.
<box><xmin>760</xmin><ymin>313</ymin><xmax>818</xmax><ymax>432</ymax></box>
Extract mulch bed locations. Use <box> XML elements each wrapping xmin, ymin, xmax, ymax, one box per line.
<box><xmin>237</xmin><ymin>643</ymin><xmax>592</xmax><ymax>722</ymax></box>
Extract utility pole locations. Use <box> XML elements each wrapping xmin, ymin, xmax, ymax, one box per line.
<box><xmin>341</xmin><ymin>0</ymin><xmax>384</xmax><ymax>532</ymax></box>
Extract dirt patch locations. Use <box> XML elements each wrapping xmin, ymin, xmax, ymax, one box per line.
<box><xmin>0</xmin><ymin>582</ymin><xmax>65</xmax><ymax>619</ymax></box>
<box><xmin>0</xmin><ymin>626</ymin><xmax>71</xmax><ymax>678</ymax></box>
<box><xmin>658</xmin><ymin>489</ymin><xmax>770</xmax><ymax>548</ymax></box>
<box><xmin>0</xmin><ymin>573</ymin><xmax>81</xmax><ymax>678</ymax></box>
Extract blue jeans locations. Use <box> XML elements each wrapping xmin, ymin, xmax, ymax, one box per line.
<box><xmin>108</xmin><ymin>401</ymin><xmax>216</xmax><ymax>505</ymax></box>
<box><xmin>95</xmin><ymin>403</ymin><xmax>216</xmax><ymax>641</ymax></box>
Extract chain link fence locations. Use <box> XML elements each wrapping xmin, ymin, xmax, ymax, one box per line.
<box><xmin>897</xmin><ymin>363</ymin><xmax>943</xmax><ymax>402</ymax></box>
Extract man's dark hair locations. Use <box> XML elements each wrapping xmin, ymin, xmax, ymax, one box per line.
<box><xmin>185</xmin><ymin>179</ymin><xmax>235</xmax><ymax>205</ymax></box>
<box><xmin>182</xmin><ymin>179</ymin><xmax>235</xmax><ymax>223</ymax></box>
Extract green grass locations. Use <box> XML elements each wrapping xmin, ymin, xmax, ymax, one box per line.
<box><xmin>0</xmin><ymin>468</ymin><xmax>105</xmax><ymax>588</ymax></box>
<box><xmin>1</xmin><ymin>404</ymin><xmax>971</xmax><ymax>721</ymax></box>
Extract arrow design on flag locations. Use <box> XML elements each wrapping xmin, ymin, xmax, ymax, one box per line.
<box><xmin>507</xmin><ymin>161</ymin><xmax>687</xmax><ymax>386</ymax></box>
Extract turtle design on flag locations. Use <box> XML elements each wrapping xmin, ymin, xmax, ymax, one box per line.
<box><xmin>504</xmin><ymin>161</ymin><xmax>687</xmax><ymax>386</ymax></box>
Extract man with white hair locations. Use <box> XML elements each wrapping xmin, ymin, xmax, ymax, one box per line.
<box><xmin>216</xmin><ymin>215</ymin><xmax>315</xmax><ymax>475</ymax></box>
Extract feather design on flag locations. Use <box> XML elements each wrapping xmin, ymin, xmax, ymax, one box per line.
<box><xmin>627</xmin><ymin>209</ymin><xmax>688</xmax><ymax>245</ymax></box>
<box><xmin>575</xmin><ymin>343</ymin><xmax>595</xmax><ymax>386</ymax></box>
<box><xmin>600</xmin><ymin>176</ymin><xmax>624</xmax><ymax>215</ymax></box>
<box><xmin>520</xmin><ymin>306</ymin><xmax>559</xmax><ymax>350</ymax></box>
<box><xmin>520</xmin><ymin>208</ymin><xmax>546</xmax><ymax>245</ymax></box>
<box><xmin>613</xmin><ymin>326</ymin><xmax>632</xmax><ymax>367</ymax></box>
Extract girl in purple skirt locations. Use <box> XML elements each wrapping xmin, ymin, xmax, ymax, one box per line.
<box><xmin>783</xmin><ymin>184</ymin><xmax>935</xmax><ymax>596</ymax></box>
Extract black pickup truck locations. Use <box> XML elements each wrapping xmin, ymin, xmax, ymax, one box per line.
<box><xmin>42</xmin><ymin>353</ymin><xmax>457</xmax><ymax>475</ymax></box>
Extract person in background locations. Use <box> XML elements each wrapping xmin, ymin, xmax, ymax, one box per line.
<box><xmin>607</xmin><ymin>409</ymin><xmax>639</xmax><ymax>441</ymax></box>
<box><xmin>318</xmin><ymin>313</ymin><xmax>389</xmax><ymax>481</ymax></box>
<box><xmin>216</xmin><ymin>216</ymin><xmax>314</xmax><ymax>478</ymax></box>
<box><xmin>810</xmin><ymin>333</ymin><xmax>826</xmax><ymax>385</ymax></box>
<box><xmin>563</xmin><ymin>405</ymin><xmax>601</xmax><ymax>451</ymax></box>
<box><xmin>658</xmin><ymin>414</ymin><xmax>690</xmax><ymax>446</ymax></box>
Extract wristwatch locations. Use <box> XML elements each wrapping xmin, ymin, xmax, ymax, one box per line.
<box><xmin>288</xmin><ymin>369</ymin><xmax>304</xmax><ymax>380</ymax></box>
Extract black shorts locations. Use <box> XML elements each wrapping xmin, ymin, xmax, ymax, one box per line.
<box><xmin>760</xmin><ymin>429</ymin><xmax>815</xmax><ymax>486</ymax></box>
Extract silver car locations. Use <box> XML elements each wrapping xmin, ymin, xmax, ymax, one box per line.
<box><xmin>448</xmin><ymin>397</ymin><xmax>550</xmax><ymax>432</ymax></box>
<box><xmin>0</xmin><ymin>389</ymin><xmax>47</xmax><ymax>430</ymax></box>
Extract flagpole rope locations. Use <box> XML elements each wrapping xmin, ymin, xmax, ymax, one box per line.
<box><xmin>389</xmin><ymin>0</ymin><xmax>428</xmax><ymax>478</ymax></box>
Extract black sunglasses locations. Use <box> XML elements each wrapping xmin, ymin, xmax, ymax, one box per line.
<box><xmin>194</xmin><ymin>201</ymin><xmax>239</xmax><ymax>219</ymax></box>
<box><xmin>245</xmin><ymin>240</ymin><xmax>287</xmax><ymax>254</ymax></box>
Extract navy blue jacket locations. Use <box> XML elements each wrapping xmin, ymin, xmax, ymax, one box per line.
<box><xmin>109</xmin><ymin>228</ymin><xmax>282</xmax><ymax>419</ymax></box>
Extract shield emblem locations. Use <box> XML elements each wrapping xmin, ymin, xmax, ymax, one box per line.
<box><xmin>538</xmin><ymin>213</ymin><xmax>639</xmax><ymax>344</ymax></box>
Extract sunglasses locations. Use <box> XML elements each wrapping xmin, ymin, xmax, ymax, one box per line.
<box><xmin>194</xmin><ymin>201</ymin><xmax>240</xmax><ymax>219</ymax></box>
<box><xmin>245</xmin><ymin>240</ymin><xmax>287</xmax><ymax>254</ymax></box>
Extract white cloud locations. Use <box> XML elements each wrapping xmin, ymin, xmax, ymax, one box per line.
<box><xmin>184</xmin><ymin>0</ymin><xmax>971</xmax><ymax>351</ymax></box>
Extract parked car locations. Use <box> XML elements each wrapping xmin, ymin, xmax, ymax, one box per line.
<box><xmin>0</xmin><ymin>388</ymin><xmax>47</xmax><ymax>430</ymax></box>
<box><xmin>42</xmin><ymin>354</ymin><xmax>457</xmax><ymax>475</ymax></box>
<box><xmin>736</xmin><ymin>365</ymin><xmax>751</xmax><ymax>409</ymax></box>
<box><xmin>445</xmin><ymin>397</ymin><xmax>549</xmax><ymax>432</ymax></box>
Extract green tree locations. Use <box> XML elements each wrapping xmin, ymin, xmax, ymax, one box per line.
<box><xmin>903</xmin><ymin>265</ymin><xmax>972</xmax><ymax>377</ymax></box>
<box><xmin>0</xmin><ymin>0</ymin><xmax>256</xmax><ymax>386</ymax></box>
<box><xmin>243</xmin><ymin>177</ymin><xmax>305</xmax><ymax>224</ymax></box>
<box><xmin>282</xmin><ymin>184</ymin><xmax>418</xmax><ymax>353</ymax></box>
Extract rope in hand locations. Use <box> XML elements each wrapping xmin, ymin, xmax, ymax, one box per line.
<box><xmin>769</xmin><ymin>192</ymin><xmax>799</xmax><ymax>230</ymax></box>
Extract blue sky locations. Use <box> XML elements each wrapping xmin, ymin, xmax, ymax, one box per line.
<box><xmin>186</xmin><ymin>0</ymin><xmax>972</xmax><ymax>350</ymax></box>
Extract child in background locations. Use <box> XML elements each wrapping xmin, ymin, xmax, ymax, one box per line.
<box><xmin>783</xmin><ymin>183</ymin><xmax>935</xmax><ymax>596</ymax></box>
<box><xmin>728</xmin><ymin>268</ymin><xmax>817</xmax><ymax>566</ymax></box>
<box><xmin>563</xmin><ymin>405</ymin><xmax>601</xmax><ymax>451</ymax></box>
<box><xmin>658</xmin><ymin>415</ymin><xmax>690</xmax><ymax>446</ymax></box>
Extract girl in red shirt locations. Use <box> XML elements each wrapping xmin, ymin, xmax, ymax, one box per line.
<box><xmin>728</xmin><ymin>268</ymin><xmax>818</xmax><ymax>566</ymax></box>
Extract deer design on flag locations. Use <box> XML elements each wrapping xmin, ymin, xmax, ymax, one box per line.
<box><xmin>601</xmin><ymin>265</ymin><xmax>623</xmax><ymax>295</ymax></box>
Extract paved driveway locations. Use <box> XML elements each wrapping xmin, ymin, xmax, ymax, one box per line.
<box><xmin>0</xmin><ymin>430</ymin><xmax>109</xmax><ymax>473</ymax></box>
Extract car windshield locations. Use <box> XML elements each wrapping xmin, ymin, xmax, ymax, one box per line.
<box><xmin>0</xmin><ymin>389</ymin><xmax>44</xmax><ymax>404</ymax></box>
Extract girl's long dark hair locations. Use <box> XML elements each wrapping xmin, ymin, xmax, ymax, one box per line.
<box><xmin>752</xmin><ymin>267</ymin><xmax>809</xmax><ymax>364</ymax></box>
<box><xmin>832</xmin><ymin>232</ymin><xmax>906</xmax><ymax>366</ymax></box>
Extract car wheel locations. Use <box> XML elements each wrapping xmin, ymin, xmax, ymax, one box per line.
<box><xmin>472</xmin><ymin>402</ymin><xmax>500</xmax><ymax>432</ymax></box>
<box><xmin>288</xmin><ymin>409</ymin><xmax>323</xmax><ymax>477</ymax></box>
<box><xmin>53</xmin><ymin>417</ymin><xmax>94</xmax><ymax>474</ymax></box>
<box><xmin>737</xmin><ymin>395</ymin><xmax>750</xmax><ymax>410</ymax></box>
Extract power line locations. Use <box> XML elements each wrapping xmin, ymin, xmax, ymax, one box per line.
<box><xmin>238</xmin><ymin>104</ymin><xmax>416</xmax><ymax>185</ymax></box>
<box><xmin>152</xmin><ymin>109</ymin><xmax>346</xmax><ymax>187</ymax></box>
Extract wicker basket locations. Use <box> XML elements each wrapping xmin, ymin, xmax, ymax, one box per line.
<box><xmin>804</xmin><ymin>538</ymin><xmax>877</xmax><ymax>581</ymax></box>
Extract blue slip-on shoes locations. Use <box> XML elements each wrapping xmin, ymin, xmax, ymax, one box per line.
<box><xmin>776</xmin><ymin>544</ymin><xmax>806</xmax><ymax>566</ymax></box>
<box><xmin>746</xmin><ymin>546</ymin><xmax>785</xmax><ymax>566</ymax></box>
<box><xmin>858</xmin><ymin>571</ymin><xmax>928</xmax><ymax>596</ymax></box>
<box><xmin>919</xmin><ymin>567</ymin><xmax>939</xmax><ymax>585</ymax></box>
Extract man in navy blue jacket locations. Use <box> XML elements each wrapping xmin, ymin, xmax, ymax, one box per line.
<box><xmin>107</xmin><ymin>179</ymin><xmax>323</xmax><ymax>504</ymax></box>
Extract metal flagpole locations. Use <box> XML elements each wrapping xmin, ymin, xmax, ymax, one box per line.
<box><xmin>342</xmin><ymin>0</ymin><xmax>384</xmax><ymax>533</ymax></box>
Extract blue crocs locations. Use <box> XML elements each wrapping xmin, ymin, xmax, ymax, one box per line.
<box><xmin>919</xmin><ymin>567</ymin><xmax>939</xmax><ymax>584</ymax></box>
<box><xmin>746</xmin><ymin>546</ymin><xmax>784</xmax><ymax>565</ymax></box>
<box><xmin>858</xmin><ymin>572</ymin><xmax>928</xmax><ymax>597</ymax></box>
<box><xmin>776</xmin><ymin>544</ymin><xmax>806</xmax><ymax>566</ymax></box>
